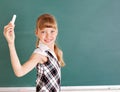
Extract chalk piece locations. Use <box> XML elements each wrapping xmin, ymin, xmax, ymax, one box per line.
<box><xmin>11</xmin><ymin>15</ymin><xmax>16</xmax><ymax>25</ymax></box>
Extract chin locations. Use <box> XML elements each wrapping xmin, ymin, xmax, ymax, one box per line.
<box><xmin>44</xmin><ymin>41</ymin><xmax>54</xmax><ymax>45</ymax></box>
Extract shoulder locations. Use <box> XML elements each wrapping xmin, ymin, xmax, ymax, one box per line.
<box><xmin>33</xmin><ymin>48</ymin><xmax>47</xmax><ymax>56</ymax></box>
<box><xmin>29</xmin><ymin>53</ymin><xmax>47</xmax><ymax>63</ymax></box>
<box><xmin>32</xmin><ymin>48</ymin><xmax>48</xmax><ymax>63</ymax></box>
<box><xmin>29</xmin><ymin>53</ymin><xmax>43</xmax><ymax>60</ymax></box>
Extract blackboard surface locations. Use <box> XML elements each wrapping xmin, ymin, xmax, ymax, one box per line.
<box><xmin>0</xmin><ymin>0</ymin><xmax>120</xmax><ymax>87</ymax></box>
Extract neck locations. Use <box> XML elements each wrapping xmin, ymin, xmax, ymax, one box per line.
<box><xmin>39</xmin><ymin>41</ymin><xmax>55</xmax><ymax>51</ymax></box>
<box><xmin>47</xmin><ymin>44</ymin><xmax>54</xmax><ymax>51</ymax></box>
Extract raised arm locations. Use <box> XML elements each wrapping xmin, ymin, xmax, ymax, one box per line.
<box><xmin>3</xmin><ymin>22</ymin><xmax>46</xmax><ymax>77</ymax></box>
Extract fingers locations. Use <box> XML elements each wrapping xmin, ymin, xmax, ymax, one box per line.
<box><xmin>4</xmin><ymin>22</ymin><xmax>15</xmax><ymax>35</ymax></box>
<box><xmin>4</xmin><ymin>22</ymin><xmax>15</xmax><ymax>30</ymax></box>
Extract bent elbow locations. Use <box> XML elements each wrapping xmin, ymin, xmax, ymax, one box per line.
<box><xmin>14</xmin><ymin>72</ymin><xmax>24</xmax><ymax>77</ymax></box>
<box><xmin>15</xmin><ymin>74</ymin><xmax>23</xmax><ymax>77</ymax></box>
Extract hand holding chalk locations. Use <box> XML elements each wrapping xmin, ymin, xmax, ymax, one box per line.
<box><xmin>3</xmin><ymin>15</ymin><xmax>17</xmax><ymax>44</ymax></box>
<box><xmin>11</xmin><ymin>15</ymin><xmax>16</xmax><ymax>25</ymax></box>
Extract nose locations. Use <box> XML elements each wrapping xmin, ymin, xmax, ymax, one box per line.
<box><xmin>46</xmin><ymin>33</ymin><xmax>50</xmax><ymax>39</ymax></box>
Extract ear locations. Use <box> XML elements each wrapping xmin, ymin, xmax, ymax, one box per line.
<box><xmin>35</xmin><ymin>30</ymin><xmax>38</xmax><ymax>37</ymax></box>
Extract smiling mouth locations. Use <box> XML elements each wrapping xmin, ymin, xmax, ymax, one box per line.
<box><xmin>44</xmin><ymin>39</ymin><xmax>53</xmax><ymax>43</ymax></box>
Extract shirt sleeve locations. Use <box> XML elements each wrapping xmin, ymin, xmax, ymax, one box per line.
<box><xmin>33</xmin><ymin>48</ymin><xmax>47</xmax><ymax>56</ymax></box>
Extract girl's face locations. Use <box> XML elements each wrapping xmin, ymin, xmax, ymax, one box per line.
<box><xmin>36</xmin><ymin>27</ymin><xmax>58</xmax><ymax>46</ymax></box>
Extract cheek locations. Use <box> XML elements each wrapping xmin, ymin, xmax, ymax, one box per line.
<box><xmin>54</xmin><ymin>32</ymin><xmax>58</xmax><ymax>37</ymax></box>
<box><xmin>53</xmin><ymin>35</ymin><xmax>57</xmax><ymax>40</ymax></box>
<box><xmin>40</xmin><ymin>35</ymin><xmax>45</xmax><ymax>39</ymax></box>
<box><xmin>52</xmin><ymin>34</ymin><xmax>57</xmax><ymax>39</ymax></box>
<box><xmin>38</xmin><ymin>34</ymin><xmax>45</xmax><ymax>40</ymax></box>
<box><xmin>55</xmin><ymin>33</ymin><xmax>58</xmax><ymax>37</ymax></box>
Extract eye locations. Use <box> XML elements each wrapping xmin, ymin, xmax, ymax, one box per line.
<box><xmin>51</xmin><ymin>30</ymin><xmax>55</xmax><ymax>33</ymax></box>
<box><xmin>41</xmin><ymin>31</ymin><xmax>45</xmax><ymax>34</ymax></box>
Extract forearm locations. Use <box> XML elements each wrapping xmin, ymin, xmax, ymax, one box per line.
<box><xmin>8</xmin><ymin>43</ymin><xmax>40</xmax><ymax>77</ymax></box>
<box><xmin>8</xmin><ymin>43</ymin><xmax>22</xmax><ymax>77</ymax></box>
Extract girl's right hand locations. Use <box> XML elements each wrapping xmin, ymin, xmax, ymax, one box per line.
<box><xmin>3</xmin><ymin>22</ymin><xmax>15</xmax><ymax>45</ymax></box>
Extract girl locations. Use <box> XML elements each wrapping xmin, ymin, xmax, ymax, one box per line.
<box><xmin>4</xmin><ymin>14</ymin><xmax>65</xmax><ymax>92</ymax></box>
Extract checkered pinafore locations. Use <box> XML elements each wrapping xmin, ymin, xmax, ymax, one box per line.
<box><xmin>34</xmin><ymin>43</ymin><xmax>61</xmax><ymax>92</ymax></box>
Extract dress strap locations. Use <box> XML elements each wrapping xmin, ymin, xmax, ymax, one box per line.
<box><xmin>45</xmin><ymin>51</ymin><xmax>57</xmax><ymax>61</ymax></box>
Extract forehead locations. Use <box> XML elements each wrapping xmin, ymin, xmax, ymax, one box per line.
<box><xmin>40</xmin><ymin>28</ymin><xmax>57</xmax><ymax>31</ymax></box>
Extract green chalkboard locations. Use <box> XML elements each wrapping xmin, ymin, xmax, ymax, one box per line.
<box><xmin>1</xmin><ymin>0</ymin><xmax>120</xmax><ymax>87</ymax></box>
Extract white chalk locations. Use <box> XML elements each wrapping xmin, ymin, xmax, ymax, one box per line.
<box><xmin>11</xmin><ymin>15</ymin><xmax>16</xmax><ymax>25</ymax></box>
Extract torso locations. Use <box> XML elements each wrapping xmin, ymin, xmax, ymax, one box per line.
<box><xmin>36</xmin><ymin>50</ymin><xmax>61</xmax><ymax>92</ymax></box>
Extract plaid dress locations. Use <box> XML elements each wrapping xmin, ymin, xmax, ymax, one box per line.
<box><xmin>34</xmin><ymin>43</ymin><xmax>61</xmax><ymax>92</ymax></box>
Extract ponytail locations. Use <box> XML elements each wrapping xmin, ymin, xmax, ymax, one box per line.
<box><xmin>54</xmin><ymin>44</ymin><xmax>65</xmax><ymax>67</ymax></box>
